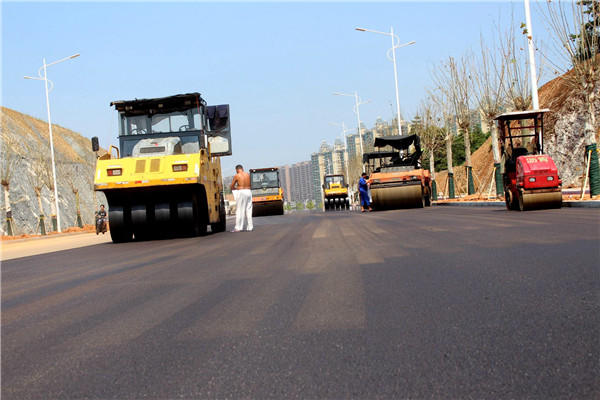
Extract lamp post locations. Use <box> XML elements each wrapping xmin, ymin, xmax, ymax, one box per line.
<box><xmin>523</xmin><ymin>0</ymin><xmax>539</xmax><ymax>110</ymax></box>
<box><xmin>333</xmin><ymin>91</ymin><xmax>370</xmax><ymax>172</ymax></box>
<box><xmin>25</xmin><ymin>53</ymin><xmax>80</xmax><ymax>233</ymax></box>
<box><xmin>356</xmin><ymin>26</ymin><xmax>415</xmax><ymax>136</ymax></box>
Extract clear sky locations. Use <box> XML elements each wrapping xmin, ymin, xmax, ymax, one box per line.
<box><xmin>2</xmin><ymin>1</ymin><xmax>558</xmax><ymax>174</ymax></box>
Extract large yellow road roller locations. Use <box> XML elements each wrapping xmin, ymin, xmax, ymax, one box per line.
<box><xmin>92</xmin><ymin>93</ymin><xmax>231</xmax><ymax>242</ymax></box>
<box><xmin>364</xmin><ymin>134</ymin><xmax>432</xmax><ymax>210</ymax></box>
<box><xmin>250</xmin><ymin>167</ymin><xmax>284</xmax><ymax>216</ymax></box>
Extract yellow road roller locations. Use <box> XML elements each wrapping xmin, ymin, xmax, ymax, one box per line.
<box><xmin>250</xmin><ymin>167</ymin><xmax>284</xmax><ymax>216</ymax></box>
<box><xmin>92</xmin><ymin>93</ymin><xmax>231</xmax><ymax>242</ymax></box>
<box><xmin>364</xmin><ymin>134</ymin><xmax>432</xmax><ymax>209</ymax></box>
<box><xmin>323</xmin><ymin>174</ymin><xmax>350</xmax><ymax>211</ymax></box>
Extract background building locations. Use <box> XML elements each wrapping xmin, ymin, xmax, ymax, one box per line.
<box><xmin>279</xmin><ymin>161</ymin><xmax>313</xmax><ymax>204</ymax></box>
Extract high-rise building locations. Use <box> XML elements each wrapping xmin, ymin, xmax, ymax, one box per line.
<box><xmin>279</xmin><ymin>161</ymin><xmax>315</xmax><ymax>204</ymax></box>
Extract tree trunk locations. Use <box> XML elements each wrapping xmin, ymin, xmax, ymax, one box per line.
<box><xmin>446</xmin><ymin>135</ymin><xmax>455</xmax><ymax>199</ymax></box>
<box><xmin>463</xmin><ymin>126</ymin><xmax>475</xmax><ymax>195</ymax></box>
<box><xmin>2</xmin><ymin>183</ymin><xmax>13</xmax><ymax>236</ymax></box>
<box><xmin>49</xmin><ymin>191</ymin><xmax>57</xmax><ymax>232</ymax></box>
<box><xmin>35</xmin><ymin>189</ymin><xmax>46</xmax><ymax>235</ymax></box>
<box><xmin>583</xmin><ymin>88</ymin><xmax>600</xmax><ymax>197</ymax></box>
<box><xmin>490</xmin><ymin>122</ymin><xmax>503</xmax><ymax>197</ymax></box>
<box><xmin>429</xmin><ymin>149</ymin><xmax>437</xmax><ymax>201</ymax></box>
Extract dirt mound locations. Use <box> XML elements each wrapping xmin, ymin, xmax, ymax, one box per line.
<box><xmin>434</xmin><ymin>63</ymin><xmax>600</xmax><ymax>194</ymax></box>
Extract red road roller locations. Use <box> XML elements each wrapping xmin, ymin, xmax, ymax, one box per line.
<box><xmin>495</xmin><ymin>109</ymin><xmax>562</xmax><ymax>211</ymax></box>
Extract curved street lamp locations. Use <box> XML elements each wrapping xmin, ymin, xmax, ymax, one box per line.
<box><xmin>25</xmin><ymin>53</ymin><xmax>80</xmax><ymax>233</ymax></box>
<box><xmin>356</xmin><ymin>26</ymin><xmax>415</xmax><ymax>136</ymax></box>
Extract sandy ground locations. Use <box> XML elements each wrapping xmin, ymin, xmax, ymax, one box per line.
<box><xmin>0</xmin><ymin>232</ymin><xmax>112</xmax><ymax>261</ymax></box>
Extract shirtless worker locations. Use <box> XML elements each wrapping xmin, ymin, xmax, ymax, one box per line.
<box><xmin>230</xmin><ymin>164</ymin><xmax>253</xmax><ymax>232</ymax></box>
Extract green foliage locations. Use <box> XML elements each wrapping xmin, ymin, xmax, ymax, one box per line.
<box><xmin>425</xmin><ymin>125</ymin><xmax>490</xmax><ymax>172</ymax></box>
<box><xmin>295</xmin><ymin>202</ymin><xmax>305</xmax><ymax>210</ymax></box>
<box><xmin>284</xmin><ymin>203</ymin><xmax>293</xmax><ymax>211</ymax></box>
<box><xmin>305</xmin><ymin>200</ymin><xmax>315</xmax><ymax>210</ymax></box>
<box><xmin>570</xmin><ymin>0</ymin><xmax>600</xmax><ymax>62</ymax></box>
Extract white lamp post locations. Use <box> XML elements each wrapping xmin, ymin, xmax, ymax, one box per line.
<box><xmin>356</xmin><ymin>26</ymin><xmax>415</xmax><ymax>136</ymax></box>
<box><xmin>333</xmin><ymin>91</ymin><xmax>370</xmax><ymax>171</ymax></box>
<box><xmin>523</xmin><ymin>0</ymin><xmax>539</xmax><ymax>110</ymax></box>
<box><xmin>25</xmin><ymin>53</ymin><xmax>80</xmax><ymax>233</ymax></box>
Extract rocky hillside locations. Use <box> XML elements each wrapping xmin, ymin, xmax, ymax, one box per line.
<box><xmin>0</xmin><ymin>107</ymin><xmax>105</xmax><ymax>236</ymax></box>
<box><xmin>434</xmin><ymin>65</ymin><xmax>600</xmax><ymax>196</ymax></box>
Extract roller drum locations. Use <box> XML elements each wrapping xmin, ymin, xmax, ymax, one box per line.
<box><xmin>253</xmin><ymin>201</ymin><xmax>284</xmax><ymax>217</ymax></box>
<box><xmin>371</xmin><ymin>184</ymin><xmax>423</xmax><ymax>210</ymax></box>
<box><xmin>519</xmin><ymin>190</ymin><xmax>562</xmax><ymax>211</ymax></box>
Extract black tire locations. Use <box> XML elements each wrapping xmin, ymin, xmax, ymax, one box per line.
<box><xmin>109</xmin><ymin>205</ymin><xmax>132</xmax><ymax>243</ymax></box>
<box><xmin>211</xmin><ymin>194</ymin><xmax>226</xmax><ymax>233</ymax></box>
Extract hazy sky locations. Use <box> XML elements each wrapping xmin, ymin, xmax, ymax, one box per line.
<box><xmin>2</xmin><ymin>1</ymin><xmax>558</xmax><ymax>174</ymax></box>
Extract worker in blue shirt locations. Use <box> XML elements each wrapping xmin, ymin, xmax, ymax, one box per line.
<box><xmin>359</xmin><ymin>173</ymin><xmax>372</xmax><ymax>212</ymax></box>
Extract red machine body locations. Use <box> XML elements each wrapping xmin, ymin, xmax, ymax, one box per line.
<box><xmin>495</xmin><ymin>110</ymin><xmax>562</xmax><ymax>211</ymax></box>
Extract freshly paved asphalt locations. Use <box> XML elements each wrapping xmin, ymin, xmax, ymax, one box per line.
<box><xmin>2</xmin><ymin>207</ymin><xmax>599</xmax><ymax>399</ymax></box>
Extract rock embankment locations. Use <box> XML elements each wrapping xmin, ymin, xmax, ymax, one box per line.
<box><xmin>1</xmin><ymin>107</ymin><xmax>106</xmax><ymax>236</ymax></box>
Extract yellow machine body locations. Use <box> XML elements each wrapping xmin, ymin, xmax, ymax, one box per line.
<box><xmin>250</xmin><ymin>167</ymin><xmax>285</xmax><ymax>216</ymax></box>
<box><xmin>94</xmin><ymin>150</ymin><xmax>223</xmax><ymax>223</ymax></box>
<box><xmin>323</xmin><ymin>174</ymin><xmax>349</xmax><ymax>211</ymax></box>
<box><xmin>92</xmin><ymin>92</ymin><xmax>231</xmax><ymax>242</ymax></box>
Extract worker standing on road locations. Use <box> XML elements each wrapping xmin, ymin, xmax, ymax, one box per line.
<box><xmin>230</xmin><ymin>164</ymin><xmax>253</xmax><ymax>232</ymax></box>
<box><xmin>359</xmin><ymin>173</ymin><xmax>372</xmax><ymax>212</ymax></box>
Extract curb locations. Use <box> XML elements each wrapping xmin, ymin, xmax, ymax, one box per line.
<box><xmin>433</xmin><ymin>200</ymin><xmax>600</xmax><ymax>208</ymax></box>
<box><xmin>562</xmin><ymin>200</ymin><xmax>600</xmax><ymax>208</ymax></box>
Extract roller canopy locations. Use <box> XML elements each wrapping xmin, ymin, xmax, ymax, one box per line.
<box><xmin>362</xmin><ymin>151</ymin><xmax>400</xmax><ymax>163</ymax></box>
<box><xmin>374</xmin><ymin>134</ymin><xmax>421</xmax><ymax>151</ymax></box>
<box><xmin>111</xmin><ymin>93</ymin><xmax>207</xmax><ymax>115</ymax></box>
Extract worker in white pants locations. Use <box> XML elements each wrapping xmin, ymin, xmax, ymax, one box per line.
<box><xmin>233</xmin><ymin>188</ymin><xmax>253</xmax><ymax>231</ymax></box>
<box><xmin>230</xmin><ymin>164</ymin><xmax>253</xmax><ymax>232</ymax></box>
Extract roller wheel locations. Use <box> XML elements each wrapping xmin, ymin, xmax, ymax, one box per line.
<box><xmin>155</xmin><ymin>202</ymin><xmax>170</xmax><ymax>223</ymax></box>
<box><xmin>518</xmin><ymin>191</ymin><xmax>526</xmax><ymax>212</ymax></box>
<box><xmin>131</xmin><ymin>205</ymin><xmax>150</xmax><ymax>240</ymax></box>
<box><xmin>211</xmin><ymin>195</ymin><xmax>226</xmax><ymax>233</ymax></box>
<box><xmin>108</xmin><ymin>205</ymin><xmax>132</xmax><ymax>243</ymax></box>
<box><xmin>334</xmin><ymin>198</ymin><xmax>340</xmax><ymax>210</ymax></box>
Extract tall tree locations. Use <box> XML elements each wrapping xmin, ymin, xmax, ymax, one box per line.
<box><xmin>434</xmin><ymin>56</ymin><xmax>476</xmax><ymax>195</ymax></box>
<box><xmin>543</xmin><ymin>0</ymin><xmax>600</xmax><ymax>196</ymax></box>
<box><xmin>471</xmin><ymin>34</ymin><xmax>507</xmax><ymax>197</ymax></box>
<box><xmin>431</xmin><ymin>90</ymin><xmax>456</xmax><ymax>198</ymax></box>
<box><xmin>1</xmin><ymin>133</ymin><xmax>18</xmax><ymax>235</ymax></box>
<box><xmin>418</xmin><ymin>98</ymin><xmax>446</xmax><ymax>200</ymax></box>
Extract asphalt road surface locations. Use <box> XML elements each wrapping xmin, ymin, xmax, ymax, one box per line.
<box><xmin>2</xmin><ymin>207</ymin><xmax>599</xmax><ymax>399</ymax></box>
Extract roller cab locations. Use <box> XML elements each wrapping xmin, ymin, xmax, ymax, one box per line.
<box><xmin>250</xmin><ymin>167</ymin><xmax>284</xmax><ymax>216</ymax></box>
<box><xmin>92</xmin><ymin>92</ymin><xmax>232</xmax><ymax>242</ymax></box>
<box><xmin>323</xmin><ymin>174</ymin><xmax>349</xmax><ymax>211</ymax></box>
<box><xmin>495</xmin><ymin>109</ymin><xmax>562</xmax><ymax>211</ymax></box>
<box><xmin>364</xmin><ymin>134</ymin><xmax>432</xmax><ymax>210</ymax></box>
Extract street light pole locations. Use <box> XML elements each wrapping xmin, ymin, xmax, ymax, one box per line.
<box><xmin>523</xmin><ymin>0</ymin><xmax>539</xmax><ymax>110</ymax></box>
<box><xmin>356</xmin><ymin>26</ymin><xmax>415</xmax><ymax>136</ymax></box>
<box><xmin>333</xmin><ymin>91</ymin><xmax>369</xmax><ymax>172</ymax></box>
<box><xmin>25</xmin><ymin>53</ymin><xmax>80</xmax><ymax>233</ymax></box>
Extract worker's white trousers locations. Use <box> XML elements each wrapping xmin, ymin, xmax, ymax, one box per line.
<box><xmin>233</xmin><ymin>189</ymin><xmax>253</xmax><ymax>231</ymax></box>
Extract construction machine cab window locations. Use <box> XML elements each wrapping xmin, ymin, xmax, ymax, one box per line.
<box><xmin>324</xmin><ymin>175</ymin><xmax>345</xmax><ymax>188</ymax></box>
<box><xmin>117</xmin><ymin>105</ymin><xmax>207</xmax><ymax>157</ymax></box>
<box><xmin>251</xmin><ymin>171</ymin><xmax>279</xmax><ymax>189</ymax></box>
